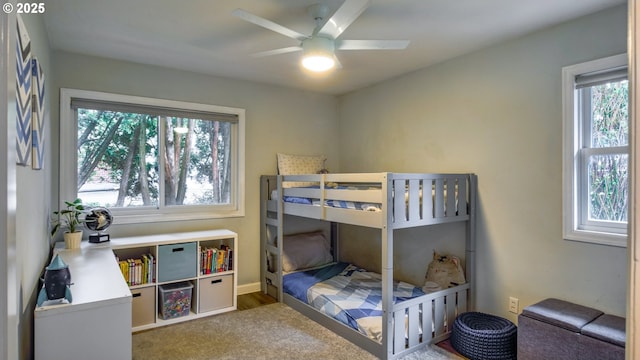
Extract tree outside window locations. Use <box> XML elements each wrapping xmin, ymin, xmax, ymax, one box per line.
<box><xmin>77</xmin><ymin>110</ymin><xmax>233</xmax><ymax>209</ymax></box>
<box><xmin>585</xmin><ymin>80</ymin><xmax>628</xmax><ymax>224</ymax></box>
<box><xmin>60</xmin><ymin>88</ymin><xmax>245</xmax><ymax>224</ymax></box>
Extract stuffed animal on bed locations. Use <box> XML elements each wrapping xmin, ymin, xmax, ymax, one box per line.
<box><xmin>422</xmin><ymin>251</ymin><xmax>466</xmax><ymax>293</ymax></box>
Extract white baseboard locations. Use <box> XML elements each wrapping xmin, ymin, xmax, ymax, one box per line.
<box><xmin>237</xmin><ymin>282</ymin><xmax>261</xmax><ymax>295</ymax></box>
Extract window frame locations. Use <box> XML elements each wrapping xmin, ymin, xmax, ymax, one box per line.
<box><xmin>60</xmin><ymin>88</ymin><xmax>245</xmax><ymax>224</ymax></box>
<box><xmin>562</xmin><ymin>53</ymin><xmax>628</xmax><ymax>247</ymax></box>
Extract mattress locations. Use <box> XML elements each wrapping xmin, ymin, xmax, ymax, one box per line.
<box><xmin>283</xmin><ymin>262</ymin><xmax>425</xmax><ymax>343</ymax></box>
<box><xmin>271</xmin><ymin>186</ymin><xmax>382</xmax><ymax>212</ymax></box>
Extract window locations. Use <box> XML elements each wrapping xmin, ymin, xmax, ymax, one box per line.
<box><xmin>562</xmin><ymin>54</ymin><xmax>628</xmax><ymax>247</ymax></box>
<box><xmin>60</xmin><ymin>89</ymin><xmax>245</xmax><ymax>224</ymax></box>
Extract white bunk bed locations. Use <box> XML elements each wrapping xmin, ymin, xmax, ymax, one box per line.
<box><xmin>260</xmin><ymin>172</ymin><xmax>477</xmax><ymax>359</ymax></box>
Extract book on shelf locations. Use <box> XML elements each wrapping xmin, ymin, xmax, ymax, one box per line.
<box><xmin>115</xmin><ymin>253</ymin><xmax>155</xmax><ymax>286</ymax></box>
<box><xmin>199</xmin><ymin>245</ymin><xmax>233</xmax><ymax>275</ymax></box>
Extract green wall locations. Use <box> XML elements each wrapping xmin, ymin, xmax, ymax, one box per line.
<box><xmin>338</xmin><ymin>5</ymin><xmax>628</xmax><ymax>320</ymax></box>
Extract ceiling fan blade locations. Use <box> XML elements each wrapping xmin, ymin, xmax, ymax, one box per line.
<box><xmin>232</xmin><ymin>8</ymin><xmax>309</xmax><ymax>41</ymax></box>
<box><xmin>333</xmin><ymin>55</ymin><xmax>343</xmax><ymax>69</ymax></box>
<box><xmin>318</xmin><ymin>0</ymin><xmax>371</xmax><ymax>39</ymax></box>
<box><xmin>335</xmin><ymin>39</ymin><xmax>410</xmax><ymax>50</ymax></box>
<box><xmin>251</xmin><ymin>46</ymin><xmax>303</xmax><ymax>58</ymax></box>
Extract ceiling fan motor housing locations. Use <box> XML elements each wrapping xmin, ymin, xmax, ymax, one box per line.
<box><xmin>302</xmin><ymin>36</ymin><xmax>335</xmax><ymax>56</ymax></box>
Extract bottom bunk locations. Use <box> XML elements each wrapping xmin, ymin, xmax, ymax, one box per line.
<box><xmin>278</xmin><ymin>262</ymin><xmax>469</xmax><ymax>359</ymax></box>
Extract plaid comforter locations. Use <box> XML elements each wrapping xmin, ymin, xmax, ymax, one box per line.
<box><xmin>283</xmin><ymin>263</ymin><xmax>425</xmax><ymax>342</ymax></box>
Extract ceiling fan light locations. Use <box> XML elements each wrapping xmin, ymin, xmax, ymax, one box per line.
<box><xmin>301</xmin><ymin>36</ymin><xmax>336</xmax><ymax>72</ymax></box>
<box><xmin>302</xmin><ymin>55</ymin><xmax>335</xmax><ymax>72</ymax></box>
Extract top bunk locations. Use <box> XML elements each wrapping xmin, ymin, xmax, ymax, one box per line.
<box><xmin>261</xmin><ymin>172</ymin><xmax>476</xmax><ymax>230</ymax></box>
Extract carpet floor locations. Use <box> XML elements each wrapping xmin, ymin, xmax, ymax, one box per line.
<box><xmin>133</xmin><ymin>303</ymin><xmax>463</xmax><ymax>360</ymax></box>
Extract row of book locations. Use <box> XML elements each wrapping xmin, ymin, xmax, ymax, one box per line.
<box><xmin>200</xmin><ymin>245</ymin><xmax>233</xmax><ymax>275</ymax></box>
<box><xmin>115</xmin><ymin>245</ymin><xmax>232</xmax><ymax>286</ymax></box>
<box><xmin>116</xmin><ymin>254</ymin><xmax>155</xmax><ymax>286</ymax></box>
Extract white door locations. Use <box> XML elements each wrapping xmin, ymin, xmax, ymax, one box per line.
<box><xmin>0</xmin><ymin>4</ymin><xmax>18</xmax><ymax>360</ymax></box>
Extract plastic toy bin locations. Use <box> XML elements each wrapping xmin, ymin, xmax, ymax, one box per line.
<box><xmin>158</xmin><ymin>281</ymin><xmax>193</xmax><ymax>320</ymax></box>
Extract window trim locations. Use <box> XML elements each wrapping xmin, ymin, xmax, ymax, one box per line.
<box><xmin>60</xmin><ymin>88</ymin><xmax>245</xmax><ymax>224</ymax></box>
<box><xmin>562</xmin><ymin>53</ymin><xmax>628</xmax><ymax>247</ymax></box>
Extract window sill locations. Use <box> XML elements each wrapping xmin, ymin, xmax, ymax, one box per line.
<box><xmin>564</xmin><ymin>229</ymin><xmax>627</xmax><ymax>247</ymax></box>
<box><xmin>108</xmin><ymin>210</ymin><xmax>244</xmax><ymax>225</ymax></box>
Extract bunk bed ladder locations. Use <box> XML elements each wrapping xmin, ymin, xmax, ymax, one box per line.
<box><xmin>260</xmin><ymin>175</ymin><xmax>284</xmax><ymax>301</ymax></box>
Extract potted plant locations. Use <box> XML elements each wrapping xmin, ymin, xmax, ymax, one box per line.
<box><xmin>51</xmin><ymin>198</ymin><xmax>86</xmax><ymax>249</ymax></box>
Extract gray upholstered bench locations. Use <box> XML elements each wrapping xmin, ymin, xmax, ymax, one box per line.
<box><xmin>517</xmin><ymin>298</ymin><xmax>625</xmax><ymax>360</ymax></box>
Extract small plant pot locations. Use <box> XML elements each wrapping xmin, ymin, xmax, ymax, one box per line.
<box><xmin>64</xmin><ymin>231</ymin><xmax>83</xmax><ymax>249</ymax></box>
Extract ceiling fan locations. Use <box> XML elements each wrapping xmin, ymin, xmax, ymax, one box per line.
<box><xmin>232</xmin><ymin>0</ymin><xmax>410</xmax><ymax>72</ymax></box>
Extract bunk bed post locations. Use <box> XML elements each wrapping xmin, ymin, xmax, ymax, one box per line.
<box><xmin>467</xmin><ymin>174</ymin><xmax>478</xmax><ymax>311</ymax></box>
<box><xmin>331</xmin><ymin>222</ymin><xmax>339</xmax><ymax>263</ymax></box>
<box><xmin>276</xmin><ymin>175</ymin><xmax>285</xmax><ymax>302</ymax></box>
<box><xmin>382</xmin><ymin>173</ymin><xmax>394</xmax><ymax>359</ymax></box>
<box><xmin>259</xmin><ymin>176</ymin><xmax>268</xmax><ymax>294</ymax></box>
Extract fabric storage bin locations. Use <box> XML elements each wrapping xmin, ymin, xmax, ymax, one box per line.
<box><xmin>131</xmin><ymin>286</ymin><xmax>155</xmax><ymax>327</ymax></box>
<box><xmin>158</xmin><ymin>281</ymin><xmax>193</xmax><ymax>320</ymax></box>
<box><xmin>578</xmin><ymin>314</ymin><xmax>626</xmax><ymax>360</ymax></box>
<box><xmin>517</xmin><ymin>298</ymin><xmax>624</xmax><ymax>360</ymax></box>
<box><xmin>157</xmin><ymin>242</ymin><xmax>197</xmax><ymax>282</ymax></box>
<box><xmin>198</xmin><ymin>274</ymin><xmax>233</xmax><ymax>313</ymax></box>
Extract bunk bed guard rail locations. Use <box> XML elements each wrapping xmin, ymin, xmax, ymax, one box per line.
<box><xmin>262</xmin><ymin>173</ymin><xmax>472</xmax><ymax>229</ymax></box>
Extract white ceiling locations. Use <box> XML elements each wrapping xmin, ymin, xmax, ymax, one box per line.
<box><xmin>42</xmin><ymin>0</ymin><xmax>626</xmax><ymax>95</ymax></box>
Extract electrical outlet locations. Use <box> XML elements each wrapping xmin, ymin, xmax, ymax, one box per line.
<box><xmin>509</xmin><ymin>297</ymin><xmax>519</xmax><ymax>313</ymax></box>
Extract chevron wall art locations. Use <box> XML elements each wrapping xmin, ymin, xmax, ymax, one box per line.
<box><xmin>16</xmin><ymin>15</ymin><xmax>32</xmax><ymax>166</ymax></box>
<box><xmin>32</xmin><ymin>58</ymin><xmax>45</xmax><ymax>170</ymax></box>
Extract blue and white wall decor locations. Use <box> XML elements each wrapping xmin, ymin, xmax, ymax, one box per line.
<box><xmin>32</xmin><ymin>58</ymin><xmax>45</xmax><ymax>170</ymax></box>
<box><xmin>16</xmin><ymin>15</ymin><xmax>32</xmax><ymax>166</ymax></box>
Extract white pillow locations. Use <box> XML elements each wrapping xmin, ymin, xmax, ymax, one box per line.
<box><xmin>277</xmin><ymin>153</ymin><xmax>326</xmax><ymax>188</ymax></box>
<box><xmin>282</xmin><ymin>231</ymin><xmax>333</xmax><ymax>272</ymax></box>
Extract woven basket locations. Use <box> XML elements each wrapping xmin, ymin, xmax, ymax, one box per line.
<box><xmin>451</xmin><ymin>312</ymin><xmax>517</xmax><ymax>360</ymax></box>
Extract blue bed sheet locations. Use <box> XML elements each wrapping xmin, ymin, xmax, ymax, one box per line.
<box><xmin>283</xmin><ymin>262</ymin><xmax>350</xmax><ymax>301</ymax></box>
<box><xmin>282</xmin><ymin>262</ymin><xmax>426</xmax><ymax>342</ymax></box>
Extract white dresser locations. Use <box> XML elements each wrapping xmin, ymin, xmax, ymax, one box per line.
<box><xmin>34</xmin><ymin>243</ymin><xmax>132</xmax><ymax>360</ymax></box>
